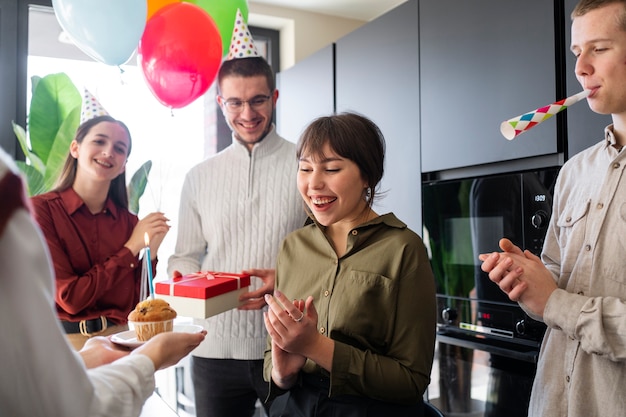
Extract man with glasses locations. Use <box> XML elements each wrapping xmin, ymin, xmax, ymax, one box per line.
<box><xmin>168</xmin><ymin>29</ymin><xmax>306</xmax><ymax>417</ymax></box>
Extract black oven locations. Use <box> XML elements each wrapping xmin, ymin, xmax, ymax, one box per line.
<box><xmin>422</xmin><ymin>167</ymin><xmax>560</xmax><ymax>416</ymax></box>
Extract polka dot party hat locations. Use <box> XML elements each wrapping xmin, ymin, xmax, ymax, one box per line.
<box><xmin>226</xmin><ymin>8</ymin><xmax>260</xmax><ymax>60</ymax></box>
<box><xmin>80</xmin><ymin>89</ymin><xmax>109</xmax><ymax>124</ymax></box>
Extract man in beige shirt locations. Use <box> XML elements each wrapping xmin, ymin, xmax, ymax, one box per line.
<box><xmin>480</xmin><ymin>1</ymin><xmax>626</xmax><ymax>416</ymax></box>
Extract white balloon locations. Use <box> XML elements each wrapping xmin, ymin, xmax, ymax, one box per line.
<box><xmin>52</xmin><ymin>0</ymin><xmax>147</xmax><ymax>66</ymax></box>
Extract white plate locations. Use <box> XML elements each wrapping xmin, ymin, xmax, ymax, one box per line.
<box><xmin>111</xmin><ymin>324</ymin><xmax>204</xmax><ymax>349</ymax></box>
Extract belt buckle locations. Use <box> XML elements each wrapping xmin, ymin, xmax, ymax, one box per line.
<box><xmin>79</xmin><ymin>316</ymin><xmax>108</xmax><ymax>337</ymax></box>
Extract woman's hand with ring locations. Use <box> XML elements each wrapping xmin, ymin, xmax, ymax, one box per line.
<box><xmin>264</xmin><ymin>291</ymin><xmax>318</xmax><ymax>354</ymax></box>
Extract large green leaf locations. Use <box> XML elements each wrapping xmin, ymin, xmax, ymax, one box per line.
<box><xmin>14</xmin><ymin>161</ymin><xmax>45</xmax><ymax>196</ymax></box>
<box><xmin>12</xmin><ymin>121</ymin><xmax>45</xmax><ymax>174</ymax></box>
<box><xmin>127</xmin><ymin>160</ymin><xmax>152</xmax><ymax>215</ymax></box>
<box><xmin>29</xmin><ymin>73</ymin><xmax>81</xmax><ymax>164</ymax></box>
<box><xmin>42</xmin><ymin>106</ymin><xmax>81</xmax><ymax>191</ymax></box>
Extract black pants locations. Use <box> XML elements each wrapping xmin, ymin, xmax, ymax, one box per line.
<box><xmin>192</xmin><ymin>357</ymin><xmax>270</xmax><ymax>417</ymax></box>
<box><xmin>269</xmin><ymin>373</ymin><xmax>424</xmax><ymax>417</ymax></box>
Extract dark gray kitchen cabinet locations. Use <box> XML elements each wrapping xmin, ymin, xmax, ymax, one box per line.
<box><xmin>419</xmin><ymin>0</ymin><xmax>559</xmax><ymax>173</ymax></box>
<box><xmin>563</xmin><ymin>0</ymin><xmax>612</xmax><ymax>158</ymax></box>
<box><xmin>276</xmin><ymin>43</ymin><xmax>335</xmax><ymax>143</ymax></box>
<box><xmin>335</xmin><ymin>0</ymin><xmax>422</xmax><ymax>233</ymax></box>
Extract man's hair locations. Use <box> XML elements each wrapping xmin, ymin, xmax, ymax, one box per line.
<box><xmin>572</xmin><ymin>0</ymin><xmax>626</xmax><ymax>31</ymax></box>
<box><xmin>217</xmin><ymin>57</ymin><xmax>276</xmax><ymax>94</ymax></box>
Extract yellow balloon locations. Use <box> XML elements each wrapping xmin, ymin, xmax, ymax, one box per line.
<box><xmin>146</xmin><ymin>0</ymin><xmax>181</xmax><ymax>20</ymax></box>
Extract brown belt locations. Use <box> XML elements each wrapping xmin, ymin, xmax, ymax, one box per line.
<box><xmin>61</xmin><ymin>316</ymin><xmax>116</xmax><ymax>336</ymax></box>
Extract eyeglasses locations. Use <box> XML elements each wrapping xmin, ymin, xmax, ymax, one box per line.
<box><xmin>220</xmin><ymin>95</ymin><xmax>272</xmax><ymax>113</ymax></box>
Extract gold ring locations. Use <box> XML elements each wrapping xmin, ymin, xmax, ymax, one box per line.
<box><xmin>293</xmin><ymin>312</ymin><xmax>305</xmax><ymax>323</ymax></box>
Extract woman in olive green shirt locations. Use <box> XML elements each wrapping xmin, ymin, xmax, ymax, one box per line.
<box><xmin>263</xmin><ymin>112</ymin><xmax>437</xmax><ymax>417</ymax></box>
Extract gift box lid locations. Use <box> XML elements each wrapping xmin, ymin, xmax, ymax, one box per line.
<box><xmin>155</xmin><ymin>271</ymin><xmax>251</xmax><ymax>299</ymax></box>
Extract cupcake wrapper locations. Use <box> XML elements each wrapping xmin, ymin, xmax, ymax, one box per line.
<box><xmin>129</xmin><ymin>319</ymin><xmax>174</xmax><ymax>342</ymax></box>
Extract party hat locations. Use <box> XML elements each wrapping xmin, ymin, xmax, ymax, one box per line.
<box><xmin>226</xmin><ymin>9</ymin><xmax>261</xmax><ymax>60</ymax></box>
<box><xmin>80</xmin><ymin>89</ymin><xmax>109</xmax><ymax>123</ymax></box>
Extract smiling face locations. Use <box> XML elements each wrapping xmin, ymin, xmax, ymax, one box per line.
<box><xmin>571</xmin><ymin>2</ymin><xmax>626</xmax><ymax>117</ymax></box>
<box><xmin>217</xmin><ymin>74</ymin><xmax>277</xmax><ymax>151</ymax></box>
<box><xmin>70</xmin><ymin>121</ymin><xmax>129</xmax><ymax>184</ymax></box>
<box><xmin>297</xmin><ymin>141</ymin><xmax>370</xmax><ymax>231</ymax></box>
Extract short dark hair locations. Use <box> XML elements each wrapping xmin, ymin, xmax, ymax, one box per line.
<box><xmin>572</xmin><ymin>0</ymin><xmax>626</xmax><ymax>31</ymax></box>
<box><xmin>217</xmin><ymin>57</ymin><xmax>276</xmax><ymax>94</ymax></box>
<box><xmin>53</xmin><ymin>115</ymin><xmax>132</xmax><ymax>209</ymax></box>
<box><xmin>296</xmin><ymin>112</ymin><xmax>386</xmax><ymax>208</ymax></box>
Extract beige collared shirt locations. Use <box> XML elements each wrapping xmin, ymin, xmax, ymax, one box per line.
<box><xmin>529</xmin><ymin>125</ymin><xmax>626</xmax><ymax>417</ymax></box>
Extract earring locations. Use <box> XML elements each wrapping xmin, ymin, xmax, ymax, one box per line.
<box><xmin>365</xmin><ymin>187</ymin><xmax>372</xmax><ymax>202</ymax></box>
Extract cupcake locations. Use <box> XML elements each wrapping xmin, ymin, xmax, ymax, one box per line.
<box><xmin>128</xmin><ymin>298</ymin><xmax>177</xmax><ymax>341</ymax></box>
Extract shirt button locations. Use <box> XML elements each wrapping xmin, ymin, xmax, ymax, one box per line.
<box><xmin>130</xmin><ymin>263</ymin><xmax>135</xmax><ymax>268</ymax></box>
<box><xmin>566</xmin><ymin>375</ymin><xmax>570</xmax><ymax>383</ymax></box>
<box><xmin>613</xmin><ymin>162</ymin><xmax>621</xmax><ymax>169</ymax></box>
<box><xmin>320</xmin><ymin>327</ymin><xmax>326</xmax><ymax>334</ymax></box>
<box><xmin>565</xmin><ymin>216</ymin><xmax>572</xmax><ymax>222</ymax></box>
<box><xmin>351</xmin><ymin>230</ymin><xmax>358</xmax><ymax>236</ymax></box>
<box><xmin>577</xmin><ymin>290</ymin><xmax>584</xmax><ymax>296</ymax></box>
<box><xmin>585</xmin><ymin>245</ymin><xmax>591</xmax><ymax>251</ymax></box>
<box><xmin>596</xmin><ymin>203</ymin><xmax>604</xmax><ymax>209</ymax></box>
<box><xmin>324</xmin><ymin>290</ymin><xmax>330</xmax><ymax>297</ymax></box>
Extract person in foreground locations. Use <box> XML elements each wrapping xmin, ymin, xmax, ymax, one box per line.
<box><xmin>263</xmin><ymin>112</ymin><xmax>437</xmax><ymax>417</ymax></box>
<box><xmin>479</xmin><ymin>1</ymin><xmax>626</xmax><ymax>416</ymax></box>
<box><xmin>0</xmin><ymin>146</ymin><xmax>205</xmax><ymax>417</ymax></box>
<box><xmin>31</xmin><ymin>110</ymin><xmax>170</xmax><ymax>350</ymax></box>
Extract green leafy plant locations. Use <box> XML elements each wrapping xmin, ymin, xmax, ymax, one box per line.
<box><xmin>13</xmin><ymin>73</ymin><xmax>150</xmax><ymax>214</ymax></box>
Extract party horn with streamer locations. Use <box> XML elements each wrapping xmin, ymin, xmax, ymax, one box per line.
<box><xmin>500</xmin><ymin>90</ymin><xmax>590</xmax><ymax>140</ymax></box>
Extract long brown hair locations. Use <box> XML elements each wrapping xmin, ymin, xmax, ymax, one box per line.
<box><xmin>53</xmin><ymin>115</ymin><xmax>132</xmax><ymax>209</ymax></box>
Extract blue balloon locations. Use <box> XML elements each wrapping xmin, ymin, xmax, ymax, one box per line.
<box><xmin>52</xmin><ymin>0</ymin><xmax>147</xmax><ymax>66</ymax></box>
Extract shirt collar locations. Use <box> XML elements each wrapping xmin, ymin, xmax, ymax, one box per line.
<box><xmin>604</xmin><ymin>124</ymin><xmax>619</xmax><ymax>147</ymax></box>
<box><xmin>231</xmin><ymin>124</ymin><xmax>284</xmax><ymax>158</ymax></box>
<box><xmin>307</xmin><ymin>212</ymin><xmax>406</xmax><ymax>231</ymax></box>
<box><xmin>59</xmin><ymin>187</ymin><xmax>119</xmax><ymax>219</ymax></box>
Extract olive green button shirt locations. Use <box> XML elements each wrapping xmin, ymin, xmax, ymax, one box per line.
<box><xmin>264</xmin><ymin>213</ymin><xmax>437</xmax><ymax>405</ymax></box>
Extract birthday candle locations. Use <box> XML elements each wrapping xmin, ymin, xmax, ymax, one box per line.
<box><xmin>144</xmin><ymin>232</ymin><xmax>154</xmax><ymax>299</ymax></box>
<box><xmin>500</xmin><ymin>90</ymin><xmax>591</xmax><ymax>140</ymax></box>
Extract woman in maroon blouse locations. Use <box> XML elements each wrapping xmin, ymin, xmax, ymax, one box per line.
<box><xmin>31</xmin><ymin>115</ymin><xmax>170</xmax><ymax>350</ymax></box>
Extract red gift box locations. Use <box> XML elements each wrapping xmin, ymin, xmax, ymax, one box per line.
<box><xmin>155</xmin><ymin>271</ymin><xmax>251</xmax><ymax>319</ymax></box>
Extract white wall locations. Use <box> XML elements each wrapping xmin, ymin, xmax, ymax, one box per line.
<box><xmin>249</xmin><ymin>2</ymin><xmax>365</xmax><ymax>71</ymax></box>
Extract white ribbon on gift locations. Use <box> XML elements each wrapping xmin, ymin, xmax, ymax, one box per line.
<box><xmin>168</xmin><ymin>272</ymin><xmax>245</xmax><ymax>296</ymax></box>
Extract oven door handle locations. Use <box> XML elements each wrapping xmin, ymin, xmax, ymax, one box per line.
<box><xmin>437</xmin><ymin>333</ymin><xmax>539</xmax><ymax>363</ymax></box>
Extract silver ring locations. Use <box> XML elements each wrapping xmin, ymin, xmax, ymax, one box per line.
<box><xmin>293</xmin><ymin>312</ymin><xmax>305</xmax><ymax>323</ymax></box>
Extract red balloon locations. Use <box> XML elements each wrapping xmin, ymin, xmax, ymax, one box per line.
<box><xmin>138</xmin><ymin>3</ymin><xmax>222</xmax><ymax>109</ymax></box>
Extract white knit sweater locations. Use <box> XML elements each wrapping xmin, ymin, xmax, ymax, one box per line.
<box><xmin>168</xmin><ymin>127</ymin><xmax>306</xmax><ymax>359</ymax></box>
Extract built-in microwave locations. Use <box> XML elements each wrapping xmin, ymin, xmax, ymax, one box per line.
<box><xmin>422</xmin><ymin>167</ymin><xmax>560</xmax><ymax>356</ymax></box>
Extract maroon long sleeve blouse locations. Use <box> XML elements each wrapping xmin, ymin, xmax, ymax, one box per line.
<box><xmin>31</xmin><ymin>188</ymin><xmax>153</xmax><ymax>324</ymax></box>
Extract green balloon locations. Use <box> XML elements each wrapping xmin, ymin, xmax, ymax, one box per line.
<box><xmin>187</xmin><ymin>0</ymin><xmax>249</xmax><ymax>57</ymax></box>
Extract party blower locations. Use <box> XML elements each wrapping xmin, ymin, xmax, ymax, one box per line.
<box><xmin>500</xmin><ymin>89</ymin><xmax>591</xmax><ymax>140</ymax></box>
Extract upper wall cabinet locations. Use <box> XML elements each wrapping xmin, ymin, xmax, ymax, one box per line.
<box><xmin>563</xmin><ymin>0</ymin><xmax>612</xmax><ymax>158</ymax></box>
<box><xmin>335</xmin><ymin>0</ymin><xmax>422</xmax><ymax>232</ymax></box>
<box><xmin>420</xmin><ymin>0</ymin><xmax>559</xmax><ymax>173</ymax></box>
<box><xmin>276</xmin><ymin>43</ymin><xmax>335</xmax><ymax>143</ymax></box>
